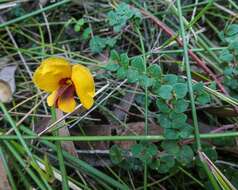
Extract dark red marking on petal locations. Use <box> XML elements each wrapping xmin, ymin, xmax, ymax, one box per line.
<box><xmin>53</xmin><ymin>78</ymin><xmax>75</xmax><ymax>107</ymax></box>
<box><xmin>59</xmin><ymin>78</ymin><xmax>71</xmax><ymax>85</ymax></box>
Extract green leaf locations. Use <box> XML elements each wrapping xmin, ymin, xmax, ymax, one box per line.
<box><xmin>179</xmin><ymin>124</ymin><xmax>193</xmax><ymax>138</ymax></box>
<box><xmin>131</xmin><ymin>143</ymin><xmax>143</xmax><ymax>156</ymax></box>
<box><xmin>131</xmin><ymin>142</ymin><xmax>157</xmax><ymax>163</ymax></box>
<box><xmin>106</xmin><ymin>37</ymin><xmax>117</xmax><ymax>47</ymax></box>
<box><xmin>149</xmin><ymin>159</ymin><xmax>160</xmax><ymax>170</ymax></box>
<box><xmin>110</xmin><ymin>50</ymin><xmax>120</xmax><ymax>61</ymax></box>
<box><xmin>120</xmin><ymin>53</ymin><xmax>129</xmax><ymax>68</ymax></box>
<box><xmin>230</xmin><ymin>40</ymin><xmax>238</xmax><ymax>53</ymax></box>
<box><xmin>82</xmin><ymin>27</ymin><xmax>92</xmax><ymax>40</ymax></box>
<box><xmin>219</xmin><ymin>49</ymin><xmax>233</xmax><ymax>62</ymax></box>
<box><xmin>193</xmin><ymin>82</ymin><xmax>204</xmax><ymax>92</ymax></box>
<box><xmin>89</xmin><ymin>36</ymin><xmax>116</xmax><ymax>53</ymax></box>
<box><xmin>116</xmin><ymin>67</ymin><xmax>127</xmax><ymax>79</ymax></box>
<box><xmin>127</xmin><ymin>69</ymin><xmax>139</xmax><ymax>83</ymax></box>
<box><xmin>163</xmin><ymin>74</ymin><xmax>178</xmax><ymax>85</ymax></box>
<box><xmin>164</xmin><ymin>128</ymin><xmax>179</xmax><ymax>139</ymax></box>
<box><xmin>173</xmin><ymin>83</ymin><xmax>188</xmax><ymax>99</ymax></box>
<box><xmin>74</xmin><ymin>18</ymin><xmax>85</xmax><ymax>32</ymax></box>
<box><xmin>224</xmin><ymin>67</ymin><xmax>233</xmax><ymax>76</ymax></box>
<box><xmin>171</xmin><ymin>121</ymin><xmax>186</xmax><ymax>129</ymax></box>
<box><xmin>139</xmin><ymin>75</ymin><xmax>154</xmax><ymax>88</ymax></box>
<box><xmin>105</xmin><ymin>62</ymin><xmax>120</xmax><ymax>71</ymax></box>
<box><xmin>156</xmin><ymin>99</ymin><xmax>170</xmax><ymax>113</ymax></box>
<box><xmin>203</xmin><ymin>146</ymin><xmax>218</xmax><ymax>161</ymax></box>
<box><xmin>107</xmin><ymin>3</ymin><xmax>141</xmax><ymax>32</ymax></box>
<box><xmin>173</xmin><ymin>99</ymin><xmax>189</xmax><ymax>113</ymax></box>
<box><xmin>158</xmin><ymin>114</ymin><xmax>171</xmax><ymax>128</ymax></box>
<box><xmin>158</xmin><ymin>155</ymin><xmax>175</xmax><ymax>173</ymax></box>
<box><xmin>135</xmin><ymin>95</ymin><xmax>152</xmax><ymax>107</ymax></box>
<box><xmin>161</xmin><ymin>141</ymin><xmax>180</xmax><ymax>155</ymax></box>
<box><xmin>110</xmin><ymin>145</ymin><xmax>124</xmax><ymax>164</ymax></box>
<box><xmin>131</xmin><ymin>56</ymin><xmax>144</xmax><ymax>72</ymax></box>
<box><xmin>89</xmin><ymin>36</ymin><xmax>106</xmax><ymax>53</ymax></box>
<box><xmin>177</xmin><ymin>145</ymin><xmax>194</xmax><ymax>165</ymax></box>
<box><xmin>148</xmin><ymin>64</ymin><xmax>161</xmax><ymax>78</ymax></box>
<box><xmin>226</xmin><ymin>24</ymin><xmax>238</xmax><ymax>36</ymax></box>
<box><xmin>158</xmin><ymin>85</ymin><xmax>173</xmax><ymax>100</ymax></box>
<box><xmin>196</xmin><ymin>93</ymin><xmax>210</xmax><ymax>105</ymax></box>
<box><xmin>170</xmin><ymin>112</ymin><xmax>187</xmax><ymax>124</ymax></box>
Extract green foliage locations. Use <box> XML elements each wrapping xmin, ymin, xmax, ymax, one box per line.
<box><xmin>163</xmin><ymin>74</ymin><xmax>178</xmax><ymax>85</ymax></box>
<box><xmin>193</xmin><ymin>82</ymin><xmax>211</xmax><ymax>105</ymax></box>
<box><xmin>156</xmin><ymin>99</ymin><xmax>170</xmax><ymax>113</ymax></box>
<box><xmin>107</xmin><ymin>3</ymin><xmax>141</xmax><ymax>32</ymax></box>
<box><xmin>116</xmin><ymin>67</ymin><xmax>128</xmax><ymax>79</ymax></box>
<box><xmin>120</xmin><ymin>53</ymin><xmax>129</xmax><ymax>68</ymax></box>
<box><xmin>104</xmin><ymin>50</ymin><xmax>204</xmax><ymax>144</ymax></box>
<box><xmin>177</xmin><ymin>145</ymin><xmax>194</xmax><ymax>165</ymax></box>
<box><xmin>135</xmin><ymin>94</ymin><xmax>152</xmax><ymax>107</ymax></box>
<box><xmin>157</xmin><ymin>85</ymin><xmax>173</xmax><ymax>100</ymax></box>
<box><xmin>74</xmin><ymin>18</ymin><xmax>85</xmax><ymax>32</ymax></box>
<box><xmin>127</xmin><ymin>69</ymin><xmax>139</xmax><ymax>83</ymax></box>
<box><xmin>139</xmin><ymin>74</ymin><xmax>154</xmax><ymax>88</ymax></box>
<box><xmin>219</xmin><ymin>49</ymin><xmax>233</xmax><ymax>62</ymax></box>
<box><xmin>148</xmin><ymin>64</ymin><xmax>161</xmax><ymax>78</ymax></box>
<box><xmin>158</xmin><ymin>114</ymin><xmax>172</xmax><ymax>128</ymax></box>
<box><xmin>110</xmin><ymin>145</ymin><xmax>124</xmax><ymax>164</ymax></box>
<box><xmin>173</xmin><ymin>83</ymin><xmax>188</xmax><ymax>99</ymax></box>
<box><xmin>223</xmin><ymin>24</ymin><xmax>238</xmax><ymax>43</ymax></box>
<box><xmin>104</xmin><ymin>46</ymin><xmax>213</xmax><ymax>174</ymax></box>
<box><xmin>131</xmin><ymin>56</ymin><xmax>144</xmax><ymax>72</ymax></box>
<box><xmin>105</xmin><ymin>63</ymin><xmax>120</xmax><ymax>71</ymax></box>
<box><xmin>157</xmin><ymin>154</ymin><xmax>175</xmax><ymax>173</ymax></box>
<box><xmin>161</xmin><ymin>141</ymin><xmax>180</xmax><ymax>155</ymax></box>
<box><xmin>82</xmin><ymin>27</ymin><xmax>92</xmax><ymax>40</ymax></box>
<box><xmin>149</xmin><ymin>159</ymin><xmax>160</xmax><ymax>170</ymax></box>
<box><xmin>219</xmin><ymin>24</ymin><xmax>238</xmax><ymax>98</ymax></box>
<box><xmin>131</xmin><ymin>142</ymin><xmax>157</xmax><ymax>163</ymax></box>
<box><xmin>173</xmin><ymin>99</ymin><xmax>189</xmax><ymax>113</ymax></box>
<box><xmin>89</xmin><ymin>36</ymin><xmax>116</xmax><ymax>53</ymax></box>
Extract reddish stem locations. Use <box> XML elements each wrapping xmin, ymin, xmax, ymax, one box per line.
<box><xmin>140</xmin><ymin>9</ymin><xmax>228</xmax><ymax>95</ymax></box>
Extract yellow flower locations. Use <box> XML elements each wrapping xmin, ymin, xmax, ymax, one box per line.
<box><xmin>33</xmin><ymin>57</ymin><xmax>95</xmax><ymax>113</ymax></box>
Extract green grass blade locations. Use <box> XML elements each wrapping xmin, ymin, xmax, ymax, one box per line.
<box><xmin>51</xmin><ymin>107</ymin><xmax>69</xmax><ymax>190</ymax></box>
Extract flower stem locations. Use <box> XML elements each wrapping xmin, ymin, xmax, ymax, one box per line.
<box><xmin>51</xmin><ymin>107</ymin><xmax>69</xmax><ymax>190</ymax></box>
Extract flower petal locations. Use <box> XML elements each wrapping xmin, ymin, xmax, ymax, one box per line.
<box><xmin>47</xmin><ymin>90</ymin><xmax>58</xmax><ymax>106</ymax></box>
<box><xmin>58</xmin><ymin>94</ymin><xmax>76</xmax><ymax>113</ymax></box>
<box><xmin>33</xmin><ymin>57</ymin><xmax>72</xmax><ymax>92</ymax></box>
<box><xmin>71</xmin><ymin>64</ymin><xmax>95</xmax><ymax>109</ymax></box>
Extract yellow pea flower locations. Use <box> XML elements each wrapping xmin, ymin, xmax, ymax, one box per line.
<box><xmin>33</xmin><ymin>57</ymin><xmax>95</xmax><ymax>113</ymax></box>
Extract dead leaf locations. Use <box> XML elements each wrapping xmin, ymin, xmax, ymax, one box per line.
<box><xmin>57</xmin><ymin>110</ymin><xmax>78</xmax><ymax>158</ymax></box>
<box><xmin>0</xmin><ymin>80</ymin><xmax>12</xmax><ymax>103</ymax></box>
<box><xmin>0</xmin><ymin>66</ymin><xmax>17</xmax><ymax>102</ymax></box>
<box><xmin>35</xmin><ymin>110</ymin><xmax>78</xmax><ymax>158</ymax></box>
<box><xmin>0</xmin><ymin>66</ymin><xmax>17</xmax><ymax>93</ymax></box>
<box><xmin>0</xmin><ymin>156</ymin><xmax>11</xmax><ymax>190</ymax></box>
<box><xmin>115</xmin><ymin>122</ymin><xmax>162</xmax><ymax>149</ymax></box>
<box><xmin>74</xmin><ymin>124</ymin><xmax>111</xmax><ymax>150</ymax></box>
<box><xmin>35</xmin><ymin>117</ymin><xmax>51</xmax><ymax>134</ymax></box>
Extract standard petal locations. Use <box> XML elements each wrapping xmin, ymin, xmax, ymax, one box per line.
<box><xmin>33</xmin><ymin>57</ymin><xmax>72</xmax><ymax>92</ymax></box>
<box><xmin>58</xmin><ymin>95</ymin><xmax>76</xmax><ymax>113</ymax></box>
<box><xmin>71</xmin><ymin>64</ymin><xmax>95</xmax><ymax>109</ymax></box>
<box><xmin>47</xmin><ymin>90</ymin><xmax>58</xmax><ymax>106</ymax></box>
